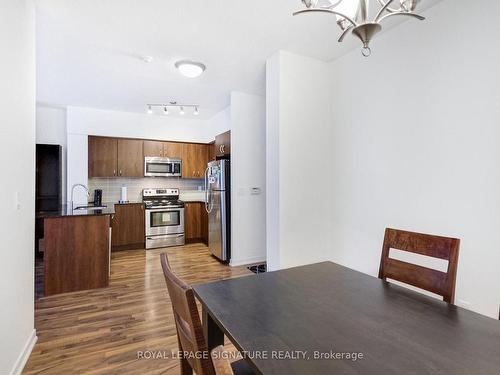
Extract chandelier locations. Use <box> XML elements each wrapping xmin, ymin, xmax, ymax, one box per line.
<box><xmin>294</xmin><ymin>0</ymin><xmax>425</xmax><ymax>57</ymax></box>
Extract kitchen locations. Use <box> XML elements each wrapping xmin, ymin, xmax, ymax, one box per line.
<box><xmin>35</xmin><ymin>128</ymin><xmax>235</xmax><ymax>297</ymax></box>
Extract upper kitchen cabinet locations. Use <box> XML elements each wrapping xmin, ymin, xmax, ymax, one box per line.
<box><xmin>215</xmin><ymin>130</ymin><xmax>230</xmax><ymax>157</ymax></box>
<box><xmin>143</xmin><ymin>140</ymin><xmax>163</xmax><ymax>157</ymax></box>
<box><xmin>144</xmin><ymin>140</ymin><xmax>184</xmax><ymax>159</ymax></box>
<box><xmin>182</xmin><ymin>143</ymin><xmax>208</xmax><ymax>179</ymax></box>
<box><xmin>89</xmin><ymin>136</ymin><xmax>118</xmax><ymax>177</ymax></box>
<box><xmin>89</xmin><ymin>136</ymin><xmax>143</xmax><ymax>178</ymax></box>
<box><xmin>117</xmin><ymin>139</ymin><xmax>143</xmax><ymax>177</ymax></box>
<box><xmin>163</xmin><ymin>142</ymin><xmax>183</xmax><ymax>159</ymax></box>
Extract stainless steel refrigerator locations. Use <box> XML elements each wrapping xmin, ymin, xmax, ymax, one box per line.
<box><xmin>204</xmin><ymin>159</ymin><xmax>230</xmax><ymax>262</ymax></box>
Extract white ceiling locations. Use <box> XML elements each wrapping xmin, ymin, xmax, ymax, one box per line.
<box><xmin>36</xmin><ymin>0</ymin><xmax>441</xmax><ymax>119</ymax></box>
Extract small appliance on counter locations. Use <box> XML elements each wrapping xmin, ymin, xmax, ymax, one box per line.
<box><xmin>119</xmin><ymin>186</ymin><xmax>128</xmax><ymax>204</ymax></box>
<box><xmin>143</xmin><ymin>188</ymin><xmax>185</xmax><ymax>249</ymax></box>
<box><xmin>93</xmin><ymin>189</ymin><xmax>103</xmax><ymax>207</ymax></box>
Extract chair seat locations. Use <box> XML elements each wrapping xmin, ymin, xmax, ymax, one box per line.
<box><xmin>231</xmin><ymin>359</ymin><xmax>256</xmax><ymax>375</ymax></box>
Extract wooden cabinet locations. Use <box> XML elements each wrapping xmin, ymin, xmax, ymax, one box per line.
<box><xmin>44</xmin><ymin>215</ymin><xmax>110</xmax><ymax>296</ymax></box>
<box><xmin>208</xmin><ymin>141</ymin><xmax>216</xmax><ymax>162</ymax></box>
<box><xmin>215</xmin><ymin>130</ymin><xmax>230</xmax><ymax>157</ymax></box>
<box><xmin>184</xmin><ymin>202</ymin><xmax>208</xmax><ymax>244</ymax></box>
<box><xmin>143</xmin><ymin>140</ymin><xmax>163</xmax><ymax>157</ymax></box>
<box><xmin>163</xmin><ymin>142</ymin><xmax>183</xmax><ymax>159</ymax></box>
<box><xmin>117</xmin><ymin>139</ymin><xmax>143</xmax><ymax>177</ymax></box>
<box><xmin>182</xmin><ymin>143</ymin><xmax>208</xmax><ymax>179</ymax></box>
<box><xmin>89</xmin><ymin>136</ymin><xmax>118</xmax><ymax>177</ymax></box>
<box><xmin>89</xmin><ymin>136</ymin><xmax>143</xmax><ymax>178</ymax></box>
<box><xmin>89</xmin><ymin>136</ymin><xmax>212</xmax><ymax>179</ymax></box>
<box><xmin>144</xmin><ymin>140</ymin><xmax>184</xmax><ymax>159</ymax></box>
<box><xmin>111</xmin><ymin>203</ymin><xmax>145</xmax><ymax>250</ymax></box>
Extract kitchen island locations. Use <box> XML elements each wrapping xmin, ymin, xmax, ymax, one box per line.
<box><xmin>37</xmin><ymin>204</ymin><xmax>115</xmax><ymax>296</ymax></box>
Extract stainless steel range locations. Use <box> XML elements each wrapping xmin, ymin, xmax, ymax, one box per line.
<box><xmin>143</xmin><ymin>188</ymin><xmax>185</xmax><ymax>249</ymax></box>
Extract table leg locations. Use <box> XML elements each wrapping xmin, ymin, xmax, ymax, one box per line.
<box><xmin>202</xmin><ymin>306</ymin><xmax>224</xmax><ymax>351</ymax></box>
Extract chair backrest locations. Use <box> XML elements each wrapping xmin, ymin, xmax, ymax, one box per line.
<box><xmin>160</xmin><ymin>253</ymin><xmax>215</xmax><ymax>375</ymax></box>
<box><xmin>378</xmin><ymin>228</ymin><xmax>460</xmax><ymax>304</ymax></box>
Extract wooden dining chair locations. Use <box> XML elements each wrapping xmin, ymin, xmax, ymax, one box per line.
<box><xmin>378</xmin><ymin>228</ymin><xmax>460</xmax><ymax>304</ymax></box>
<box><xmin>160</xmin><ymin>253</ymin><xmax>254</xmax><ymax>375</ymax></box>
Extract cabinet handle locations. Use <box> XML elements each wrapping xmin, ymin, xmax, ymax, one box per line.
<box><xmin>219</xmin><ymin>145</ymin><xmax>224</xmax><ymax>154</ymax></box>
<box><xmin>119</xmin><ymin>170</ymin><xmax>122</xmax><ymax>176</ymax></box>
<box><xmin>113</xmin><ymin>169</ymin><xmax>116</xmax><ymax>176</ymax></box>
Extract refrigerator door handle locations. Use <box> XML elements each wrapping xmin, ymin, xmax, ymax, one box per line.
<box><xmin>204</xmin><ymin>166</ymin><xmax>212</xmax><ymax>213</ymax></box>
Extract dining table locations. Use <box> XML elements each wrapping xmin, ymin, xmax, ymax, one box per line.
<box><xmin>192</xmin><ymin>261</ymin><xmax>500</xmax><ymax>375</ymax></box>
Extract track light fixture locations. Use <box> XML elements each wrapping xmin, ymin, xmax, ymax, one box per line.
<box><xmin>146</xmin><ymin>103</ymin><xmax>200</xmax><ymax>116</ymax></box>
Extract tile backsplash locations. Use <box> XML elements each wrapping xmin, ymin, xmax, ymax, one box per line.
<box><xmin>89</xmin><ymin>177</ymin><xmax>204</xmax><ymax>202</ymax></box>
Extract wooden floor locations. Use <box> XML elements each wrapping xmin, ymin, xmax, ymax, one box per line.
<box><xmin>23</xmin><ymin>243</ymin><xmax>253</xmax><ymax>374</ymax></box>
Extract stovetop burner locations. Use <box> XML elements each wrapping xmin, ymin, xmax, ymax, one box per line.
<box><xmin>142</xmin><ymin>188</ymin><xmax>184</xmax><ymax>209</ymax></box>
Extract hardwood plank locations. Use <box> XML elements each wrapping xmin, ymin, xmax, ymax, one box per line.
<box><xmin>24</xmin><ymin>244</ymin><xmax>252</xmax><ymax>374</ymax></box>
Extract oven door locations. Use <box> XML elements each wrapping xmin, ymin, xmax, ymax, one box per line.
<box><xmin>145</xmin><ymin>207</ymin><xmax>184</xmax><ymax>236</ymax></box>
<box><xmin>144</xmin><ymin>158</ymin><xmax>174</xmax><ymax>177</ymax></box>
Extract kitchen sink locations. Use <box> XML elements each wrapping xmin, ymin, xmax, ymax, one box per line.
<box><xmin>73</xmin><ymin>205</ymin><xmax>107</xmax><ymax>211</ymax></box>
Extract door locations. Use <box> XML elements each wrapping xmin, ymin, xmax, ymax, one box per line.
<box><xmin>182</xmin><ymin>143</ymin><xmax>208</xmax><ymax>179</ymax></box>
<box><xmin>111</xmin><ymin>203</ymin><xmax>145</xmax><ymax>249</ymax></box>
<box><xmin>143</xmin><ymin>140</ymin><xmax>164</xmax><ymax>157</ymax></box>
<box><xmin>117</xmin><ymin>139</ymin><xmax>143</xmax><ymax>177</ymax></box>
<box><xmin>88</xmin><ymin>136</ymin><xmax>118</xmax><ymax>177</ymax></box>
<box><xmin>163</xmin><ymin>142</ymin><xmax>183</xmax><ymax>159</ymax></box>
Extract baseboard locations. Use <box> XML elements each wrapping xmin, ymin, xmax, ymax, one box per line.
<box><xmin>230</xmin><ymin>256</ymin><xmax>266</xmax><ymax>267</ymax></box>
<box><xmin>9</xmin><ymin>329</ymin><xmax>37</xmax><ymax>375</ymax></box>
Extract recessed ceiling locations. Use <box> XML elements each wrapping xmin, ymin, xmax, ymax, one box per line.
<box><xmin>35</xmin><ymin>0</ymin><xmax>442</xmax><ymax>119</ymax></box>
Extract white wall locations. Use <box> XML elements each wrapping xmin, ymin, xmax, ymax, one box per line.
<box><xmin>266</xmin><ymin>51</ymin><xmax>334</xmax><ymax>270</ymax></box>
<box><xmin>266</xmin><ymin>0</ymin><xmax>500</xmax><ymax>318</ymax></box>
<box><xmin>230</xmin><ymin>92</ymin><xmax>267</xmax><ymax>266</ymax></box>
<box><xmin>209</xmin><ymin>106</ymin><xmax>231</xmax><ymax>136</ymax></box>
<box><xmin>0</xmin><ymin>0</ymin><xmax>37</xmax><ymax>374</ymax></box>
<box><xmin>36</xmin><ymin>105</ymin><xmax>67</xmax><ymax>202</ymax></box>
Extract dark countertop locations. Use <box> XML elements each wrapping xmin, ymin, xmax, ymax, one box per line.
<box><xmin>36</xmin><ymin>202</ymin><xmax>116</xmax><ymax>219</ymax></box>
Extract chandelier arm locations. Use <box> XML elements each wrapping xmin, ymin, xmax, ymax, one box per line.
<box><xmin>374</xmin><ymin>0</ymin><xmax>397</xmax><ymax>23</ymax></box>
<box><xmin>293</xmin><ymin>9</ymin><xmax>358</xmax><ymax>28</ymax></box>
<box><xmin>338</xmin><ymin>25</ymin><xmax>354</xmax><ymax>42</ymax></box>
<box><xmin>377</xmin><ymin>0</ymin><xmax>399</xmax><ymax>13</ymax></box>
<box><xmin>378</xmin><ymin>11</ymin><xmax>425</xmax><ymax>23</ymax></box>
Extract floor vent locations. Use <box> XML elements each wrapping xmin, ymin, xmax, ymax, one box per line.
<box><xmin>247</xmin><ymin>264</ymin><xmax>266</xmax><ymax>274</ymax></box>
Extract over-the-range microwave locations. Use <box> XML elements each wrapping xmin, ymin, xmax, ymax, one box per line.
<box><xmin>144</xmin><ymin>157</ymin><xmax>182</xmax><ymax>177</ymax></box>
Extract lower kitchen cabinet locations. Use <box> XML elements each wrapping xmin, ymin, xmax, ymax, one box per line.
<box><xmin>184</xmin><ymin>202</ymin><xmax>208</xmax><ymax>244</ymax></box>
<box><xmin>111</xmin><ymin>203</ymin><xmax>145</xmax><ymax>251</ymax></box>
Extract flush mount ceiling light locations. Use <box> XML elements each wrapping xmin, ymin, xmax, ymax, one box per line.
<box><xmin>294</xmin><ymin>0</ymin><xmax>425</xmax><ymax>57</ymax></box>
<box><xmin>174</xmin><ymin>60</ymin><xmax>206</xmax><ymax>78</ymax></box>
<box><xmin>146</xmin><ymin>102</ymin><xmax>200</xmax><ymax>116</ymax></box>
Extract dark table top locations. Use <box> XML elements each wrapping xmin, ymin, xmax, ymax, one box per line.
<box><xmin>193</xmin><ymin>262</ymin><xmax>500</xmax><ymax>375</ymax></box>
<box><xmin>36</xmin><ymin>202</ymin><xmax>116</xmax><ymax>218</ymax></box>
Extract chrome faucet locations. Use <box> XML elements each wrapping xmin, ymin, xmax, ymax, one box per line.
<box><xmin>71</xmin><ymin>183</ymin><xmax>90</xmax><ymax>208</ymax></box>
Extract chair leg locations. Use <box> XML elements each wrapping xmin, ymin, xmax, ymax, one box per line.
<box><xmin>180</xmin><ymin>355</ymin><xmax>193</xmax><ymax>375</ymax></box>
